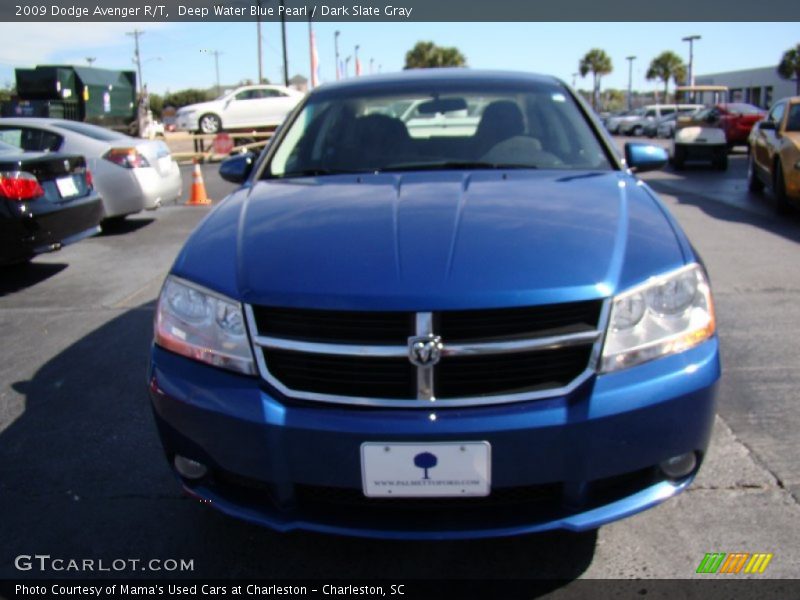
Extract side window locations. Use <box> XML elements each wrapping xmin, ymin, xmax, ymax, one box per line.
<box><xmin>768</xmin><ymin>102</ymin><xmax>785</xmax><ymax>125</ymax></box>
<box><xmin>645</xmin><ymin>109</ymin><xmax>656</xmax><ymax>118</ymax></box>
<box><xmin>235</xmin><ymin>90</ymin><xmax>258</xmax><ymax>101</ymax></box>
<box><xmin>0</xmin><ymin>128</ymin><xmax>22</xmax><ymax>148</ymax></box>
<box><xmin>785</xmin><ymin>105</ymin><xmax>800</xmax><ymax>132</ymax></box>
<box><xmin>0</xmin><ymin>127</ymin><xmax>62</xmax><ymax>152</ymax></box>
<box><xmin>261</xmin><ymin>89</ymin><xmax>285</xmax><ymax>98</ymax></box>
<box><xmin>661</xmin><ymin>108</ymin><xmax>675</xmax><ymax>116</ymax></box>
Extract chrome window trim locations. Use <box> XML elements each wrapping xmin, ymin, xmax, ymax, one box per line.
<box><xmin>244</xmin><ymin>302</ymin><xmax>608</xmax><ymax>408</ymax></box>
<box><xmin>250</xmin><ymin>330</ymin><xmax>601</xmax><ymax>358</ymax></box>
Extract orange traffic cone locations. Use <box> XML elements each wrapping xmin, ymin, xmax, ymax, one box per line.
<box><xmin>186</xmin><ymin>159</ymin><xmax>212</xmax><ymax>206</ymax></box>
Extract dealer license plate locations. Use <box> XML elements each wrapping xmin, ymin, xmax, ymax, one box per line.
<box><xmin>361</xmin><ymin>441</ymin><xmax>491</xmax><ymax>498</ymax></box>
<box><xmin>56</xmin><ymin>176</ymin><xmax>79</xmax><ymax>198</ymax></box>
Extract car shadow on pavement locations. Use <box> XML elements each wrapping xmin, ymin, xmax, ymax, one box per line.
<box><xmin>646</xmin><ymin>179</ymin><xmax>800</xmax><ymax>244</ymax></box>
<box><xmin>0</xmin><ymin>302</ymin><xmax>596</xmax><ymax>589</ymax></box>
<box><xmin>99</xmin><ymin>217</ymin><xmax>156</xmax><ymax>237</ymax></box>
<box><xmin>0</xmin><ymin>262</ymin><xmax>67</xmax><ymax>296</ymax></box>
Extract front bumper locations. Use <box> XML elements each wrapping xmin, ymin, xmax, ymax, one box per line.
<box><xmin>176</xmin><ymin>114</ymin><xmax>199</xmax><ymax>133</ymax></box>
<box><xmin>149</xmin><ymin>338</ymin><xmax>720</xmax><ymax>539</ymax></box>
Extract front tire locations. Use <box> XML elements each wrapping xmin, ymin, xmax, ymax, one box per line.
<box><xmin>774</xmin><ymin>162</ymin><xmax>791</xmax><ymax>214</ymax></box>
<box><xmin>712</xmin><ymin>149</ymin><xmax>728</xmax><ymax>171</ymax></box>
<box><xmin>632</xmin><ymin>125</ymin><xmax>643</xmax><ymax>137</ymax></box>
<box><xmin>672</xmin><ymin>146</ymin><xmax>686</xmax><ymax>170</ymax></box>
<box><xmin>198</xmin><ymin>114</ymin><xmax>221</xmax><ymax>134</ymax></box>
<box><xmin>748</xmin><ymin>153</ymin><xmax>764</xmax><ymax>193</ymax></box>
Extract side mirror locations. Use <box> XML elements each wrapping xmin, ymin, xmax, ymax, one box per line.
<box><xmin>625</xmin><ymin>142</ymin><xmax>668</xmax><ymax>173</ymax></box>
<box><xmin>219</xmin><ymin>152</ymin><xmax>256</xmax><ymax>184</ymax></box>
<box><xmin>758</xmin><ymin>121</ymin><xmax>776</xmax><ymax>131</ymax></box>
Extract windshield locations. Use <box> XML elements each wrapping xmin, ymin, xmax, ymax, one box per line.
<box><xmin>266</xmin><ymin>82</ymin><xmax>613</xmax><ymax>178</ymax></box>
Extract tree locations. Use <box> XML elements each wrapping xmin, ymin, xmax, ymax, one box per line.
<box><xmin>777</xmin><ymin>43</ymin><xmax>800</xmax><ymax>95</ymax></box>
<box><xmin>579</xmin><ymin>49</ymin><xmax>613</xmax><ymax>110</ymax></box>
<box><xmin>413</xmin><ymin>452</ymin><xmax>438</xmax><ymax>479</ymax></box>
<box><xmin>646</xmin><ymin>51</ymin><xmax>687</xmax><ymax>100</ymax></box>
<box><xmin>404</xmin><ymin>41</ymin><xmax>466</xmax><ymax>69</ymax></box>
<box><xmin>163</xmin><ymin>89</ymin><xmax>212</xmax><ymax>109</ymax></box>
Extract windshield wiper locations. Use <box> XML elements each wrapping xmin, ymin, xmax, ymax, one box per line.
<box><xmin>276</xmin><ymin>168</ymin><xmax>365</xmax><ymax>178</ymax></box>
<box><xmin>376</xmin><ymin>161</ymin><xmax>538</xmax><ymax>172</ymax></box>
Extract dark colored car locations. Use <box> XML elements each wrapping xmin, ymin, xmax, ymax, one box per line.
<box><xmin>149</xmin><ymin>70</ymin><xmax>720</xmax><ymax>539</ymax></box>
<box><xmin>0</xmin><ymin>140</ymin><xmax>102</xmax><ymax>265</ymax></box>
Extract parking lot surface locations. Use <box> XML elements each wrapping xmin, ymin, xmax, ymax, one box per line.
<box><xmin>1</xmin><ymin>145</ymin><xmax>799</xmax><ymax>583</ymax></box>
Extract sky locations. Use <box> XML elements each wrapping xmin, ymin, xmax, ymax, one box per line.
<box><xmin>0</xmin><ymin>22</ymin><xmax>796</xmax><ymax>96</ymax></box>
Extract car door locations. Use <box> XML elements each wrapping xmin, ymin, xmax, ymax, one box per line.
<box><xmin>753</xmin><ymin>101</ymin><xmax>785</xmax><ymax>173</ymax></box>
<box><xmin>222</xmin><ymin>89</ymin><xmax>260</xmax><ymax>128</ymax></box>
<box><xmin>256</xmin><ymin>88</ymin><xmax>299</xmax><ymax>126</ymax></box>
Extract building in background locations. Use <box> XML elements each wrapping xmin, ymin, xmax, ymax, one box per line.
<box><xmin>695</xmin><ymin>67</ymin><xmax>795</xmax><ymax>109</ymax></box>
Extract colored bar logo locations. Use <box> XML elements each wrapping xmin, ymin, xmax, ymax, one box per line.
<box><xmin>696</xmin><ymin>553</ymin><xmax>773</xmax><ymax>574</ymax></box>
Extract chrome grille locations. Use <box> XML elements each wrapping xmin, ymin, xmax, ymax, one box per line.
<box><xmin>245</xmin><ymin>301</ymin><xmax>605</xmax><ymax>407</ymax></box>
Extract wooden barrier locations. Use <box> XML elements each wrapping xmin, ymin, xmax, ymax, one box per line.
<box><xmin>169</xmin><ymin>129</ymin><xmax>277</xmax><ymax>164</ymax></box>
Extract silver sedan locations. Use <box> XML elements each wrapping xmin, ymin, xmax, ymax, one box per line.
<box><xmin>0</xmin><ymin>118</ymin><xmax>182</xmax><ymax>220</ymax></box>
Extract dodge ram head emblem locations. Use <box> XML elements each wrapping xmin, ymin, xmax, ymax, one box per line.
<box><xmin>408</xmin><ymin>335</ymin><xmax>444</xmax><ymax>367</ymax></box>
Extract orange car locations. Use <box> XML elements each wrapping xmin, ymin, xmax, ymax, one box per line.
<box><xmin>748</xmin><ymin>97</ymin><xmax>800</xmax><ymax>212</ymax></box>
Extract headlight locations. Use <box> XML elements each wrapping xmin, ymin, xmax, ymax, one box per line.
<box><xmin>154</xmin><ymin>276</ymin><xmax>256</xmax><ymax>375</ymax></box>
<box><xmin>600</xmin><ymin>264</ymin><xmax>715</xmax><ymax>373</ymax></box>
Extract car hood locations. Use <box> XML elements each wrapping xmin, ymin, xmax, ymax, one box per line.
<box><xmin>178</xmin><ymin>100</ymin><xmax>220</xmax><ymax>114</ymax></box>
<box><xmin>173</xmin><ymin>170</ymin><xmax>689</xmax><ymax>310</ymax></box>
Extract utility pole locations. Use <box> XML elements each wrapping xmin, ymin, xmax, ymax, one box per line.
<box><xmin>682</xmin><ymin>35</ymin><xmax>701</xmax><ymax>87</ymax></box>
<box><xmin>626</xmin><ymin>55</ymin><xmax>636</xmax><ymax>111</ymax></box>
<box><xmin>208</xmin><ymin>50</ymin><xmax>222</xmax><ymax>96</ymax></box>
<box><xmin>280</xmin><ymin>0</ymin><xmax>288</xmax><ymax>86</ymax></box>
<box><xmin>354</xmin><ymin>45</ymin><xmax>360</xmax><ymax>76</ymax></box>
<box><xmin>345</xmin><ymin>56</ymin><xmax>351</xmax><ymax>78</ymax></box>
<box><xmin>334</xmin><ymin>30</ymin><xmax>340</xmax><ymax>80</ymax></box>
<box><xmin>256</xmin><ymin>1</ymin><xmax>263</xmax><ymax>83</ymax></box>
<box><xmin>126</xmin><ymin>29</ymin><xmax>144</xmax><ymax>93</ymax></box>
<box><xmin>571</xmin><ymin>72</ymin><xmax>578</xmax><ymax>88</ymax></box>
<box><xmin>86</xmin><ymin>57</ymin><xmax>96</xmax><ymax>66</ymax></box>
<box><xmin>369</xmin><ymin>58</ymin><xmax>374</xmax><ymax>74</ymax></box>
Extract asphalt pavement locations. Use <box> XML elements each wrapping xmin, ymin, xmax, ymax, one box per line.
<box><xmin>1</xmin><ymin>145</ymin><xmax>798</xmax><ymax>586</ymax></box>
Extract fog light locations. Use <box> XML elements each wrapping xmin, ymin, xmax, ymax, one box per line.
<box><xmin>174</xmin><ymin>455</ymin><xmax>208</xmax><ymax>480</ymax></box>
<box><xmin>660</xmin><ymin>452</ymin><xmax>698</xmax><ymax>480</ymax></box>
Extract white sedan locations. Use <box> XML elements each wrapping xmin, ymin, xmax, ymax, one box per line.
<box><xmin>0</xmin><ymin>118</ymin><xmax>182</xmax><ymax>220</ymax></box>
<box><xmin>175</xmin><ymin>85</ymin><xmax>304</xmax><ymax>134</ymax></box>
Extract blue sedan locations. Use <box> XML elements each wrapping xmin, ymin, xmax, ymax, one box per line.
<box><xmin>148</xmin><ymin>70</ymin><xmax>720</xmax><ymax>539</ymax></box>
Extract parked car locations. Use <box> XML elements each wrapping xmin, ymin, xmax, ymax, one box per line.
<box><xmin>644</xmin><ymin>113</ymin><xmax>674</xmax><ymax>138</ymax></box>
<box><xmin>174</xmin><ymin>85</ymin><xmax>304</xmax><ymax>134</ymax></box>
<box><xmin>605</xmin><ymin>108</ymin><xmax>643</xmax><ymax>134</ymax></box>
<box><xmin>709</xmin><ymin>103</ymin><xmax>766</xmax><ymax>149</ymax></box>
<box><xmin>0</xmin><ymin>140</ymin><xmax>103</xmax><ymax>265</ymax></box>
<box><xmin>0</xmin><ymin>118</ymin><xmax>182</xmax><ymax>221</ymax></box>
<box><xmin>748</xmin><ymin>96</ymin><xmax>800</xmax><ymax>213</ymax></box>
<box><xmin>149</xmin><ymin>69</ymin><xmax>720</xmax><ymax>539</ymax></box>
<box><xmin>620</xmin><ymin>105</ymin><xmax>703</xmax><ymax>136</ymax></box>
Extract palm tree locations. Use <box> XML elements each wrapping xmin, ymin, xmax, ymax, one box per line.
<box><xmin>777</xmin><ymin>43</ymin><xmax>800</xmax><ymax>95</ymax></box>
<box><xmin>646</xmin><ymin>51</ymin><xmax>687</xmax><ymax>101</ymax></box>
<box><xmin>404</xmin><ymin>41</ymin><xmax>467</xmax><ymax>69</ymax></box>
<box><xmin>579</xmin><ymin>49</ymin><xmax>613</xmax><ymax>110</ymax></box>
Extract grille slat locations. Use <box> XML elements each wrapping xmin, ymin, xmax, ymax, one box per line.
<box><xmin>250</xmin><ymin>301</ymin><xmax>603</xmax><ymax>405</ymax></box>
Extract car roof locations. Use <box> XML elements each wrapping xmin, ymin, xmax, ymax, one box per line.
<box><xmin>0</xmin><ymin>117</ymin><xmax>78</xmax><ymax>130</ymax></box>
<box><xmin>311</xmin><ymin>69</ymin><xmax>564</xmax><ymax>97</ymax></box>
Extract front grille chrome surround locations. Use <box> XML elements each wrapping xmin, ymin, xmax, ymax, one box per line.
<box><xmin>245</xmin><ymin>301</ymin><xmax>609</xmax><ymax>408</ymax></box>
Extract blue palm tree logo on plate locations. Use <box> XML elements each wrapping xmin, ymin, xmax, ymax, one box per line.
<box><xmin>414</xmin><ymin>452</ymin><xmax>438</xmax><ymax>479</ymax></box>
